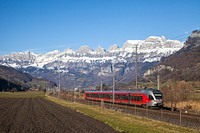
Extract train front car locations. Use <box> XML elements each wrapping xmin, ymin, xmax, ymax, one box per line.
<box><xmin>129</xmin><ymin>88</ymin><xmax>163</xmax><ymax>108</ymax></box>
<box><xmin>147</xmin><ymin>89</ymin><xmax>163</xmax><ymax>108</ymax></box>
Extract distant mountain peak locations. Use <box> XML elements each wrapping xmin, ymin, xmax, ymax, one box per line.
<box><xmin>183</xmin><ymin>30</ymin><xmax>200</xmax><ymax>50</ymax></box>
<box><xmin>191</xmin><ymin>30</ymin><xmax>200</xmax><ymax>37</ymax></box>
<box><xmin>64</xmin><ymin>48</ymin><xmax>75</xmax><ymax>54</ymax></box>
<box><xmin>0</xmin><ymin>35</ymin><xmax>185</xmax><ymax>88</ymax></box>
<box><xmin>46</xmin><ymin>50</ymin><xmax>60</xmax><ymax>55</ymax></box>
<box><xmin>77</xmin><ymin>45</ymin><xmax>94</xmax><ymax>54</ymax></box>
<box><xmin>145</xmin><ymin>36</ymin><xmax>166</xmax><ymax>42</ymax></box>
<box><xmin>108</xmin><ymin>44</ymin><xmax>120</xmax><ymax>52</ymax></box>
<box><xmin>144</xmin><ymin>30</ymin><xmax>200</xmax><ymax>82</ymax></box>
<box><xmin>95</xmin><ymin>45</ymin><xmax>106</xmax><ymax>54</ymax></box>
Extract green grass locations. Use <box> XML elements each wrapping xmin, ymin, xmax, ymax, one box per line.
<box><xmin>195</xmin><ymin>93</ymin><xmax>200</xmax><ymax>99</ymax></box>
<box><xmin>0</xmin><ymin>91</ymin><xmax>45</xmax><ymax>98</ymax></box>
<box><xmin>46</xmin><ymin>96</ymin><xmax>200</xmax><ymax>133</ymax></box>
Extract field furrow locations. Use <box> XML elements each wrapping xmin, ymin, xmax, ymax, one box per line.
<box><xmin>0</xmin><ymin>98</ymin><xmax>118</xmax><ymax>133</ymax></box>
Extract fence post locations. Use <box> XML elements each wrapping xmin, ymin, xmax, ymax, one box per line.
<box><xmin>135</xmin><ymin>104</ymin><xmax>136</xmax><ymax>114</ymax></box>
<box><xmin>101</xmin><ymin>100</ymin><xmax>104</xmax><ymax>112</ymax></box>
<box><xmin>110</xmin><ymin>100</ymin><xmax>112</xmax><ymax>109</ymax></box>
<box><xmin>180</xmin><ymin>110</ymin><xmax>182</xmax><ymax>126</ymax></box>
<box><xmin>146</xmin><ymin>107</ymin><xmax>148</xmax><ymax>116</ymax></box>
<box><xmin>125</xmin><ymin>104</ymin><xmax>127</xmax><ymax>113</ymax></box>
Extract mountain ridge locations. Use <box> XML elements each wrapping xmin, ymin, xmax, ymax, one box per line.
<box><xmin>144</xmin><ymin>30</ymin><xmax>200</xmax><ymax>82</ymax></box>
<box><xmin>0</xmin><ymin>65</ymin><xmax>56</xmax><ymax>91</ymax></box>
<box><xmin>0</xmin><ymin>36</ymin><xmax>184</xmax><ymax>88</ymax></box>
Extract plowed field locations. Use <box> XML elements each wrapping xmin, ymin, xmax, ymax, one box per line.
<box><xmin>0</xmin><ymin>98</ymin><xmax>118</xmax><ymax>133</ymax></box>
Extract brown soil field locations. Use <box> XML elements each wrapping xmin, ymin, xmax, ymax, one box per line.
<box><xmin>0</xmin><ymin>98</ymin><xmax>118</xmax><ymax>133</ymax></box>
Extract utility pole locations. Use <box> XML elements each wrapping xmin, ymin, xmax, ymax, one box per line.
<box><xmin>58</xmin><ymin>73</ymin><xmax>61</xmax><ymax>98</ymax></box>
<box><xmin>112</xmin><ymin>64</ymin><xmax>115</xmax><ymax>105</ymax></box>
<box><xmin>73</xmin><ymin>77</ymin><xmax>76</xmax><ymax>100</ymax></box>
<box><xmin>7</xmin><ymin>80</ymin><xmax>10</xmax><ymax>90</ymax></box>
<box><xmin>58</xmin><ymin>61</ymin><xmax>61</xmax><ymax>98</ymax></box>
<box><xmin>101</xmin><ymin>67</ymin><xmax>103</xmax><ymax>92</ymax></box>
<box><xmin>157</xmin><ymin>75</ymin><xmax>160</xmax><ymax>90</ymax></box>
<box><xmin>135</xmin><ymin>45</ymin><xmax>138</xmax><ymax>89</ymax></box>
<box><xmin>101</xmin><ymin>81</ymin><xmax>103</xmax><ymax>92</ymax></box>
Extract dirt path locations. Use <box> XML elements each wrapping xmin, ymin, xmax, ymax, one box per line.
<box><xmin>0</xmin><ymin>98</ymin><xmax>118</xmax><ymax>133</ymax></box>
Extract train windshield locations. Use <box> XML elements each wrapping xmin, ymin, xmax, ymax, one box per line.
<box><xmin>153</xmin><ymin>93</ymin><xmax>162</xmax><ymax>99</ymax></box>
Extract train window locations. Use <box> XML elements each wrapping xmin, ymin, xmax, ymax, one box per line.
<box><xmin>119</xmin><ymin>95</ymin><xmax>123</xmax><ymax>100</ymax></box>
<box><xmin>115</xmin><ymin>95</ymin><xmax>119</xmax><ymax>99</ymax></box>
<box><xmin>130</xmin><ymin>96</ymin><xmax>135</xmax><ymax>101</ymax></box>
<box><xmin>124</xmin><ymin>96</ymin><xmax>128</xmax><ymax>100</ymax></box>
<box><xmin>106</xmin><ymin>94</ymin><xmax>109</xmax><ymax>98</ymax></box>
<box><xmin>98</xmin><ymin>94</ymin><xmax>101</xmax><ymax>98</ymax></box>
<box><xmin>130</xmin><ymin>96</ymin><xmax>142</xmax><ymax>101</ymax></box>
<box><xmin>92</xmin><ymin>94</ymin><xmax>95</xmax><ymax>98</ymax></box>
<box><xmin>92</xmin><ymin>94</ymin><xmax>98</xmax><ymax>98</ymax></box>
<box><xmin>149</xmin><ymin>95</ymin><xmax>154</xmax><ymax>100</ymax></box>
<box><xmin>136</xmin><ymin>96</ymin><xmax>142</xmax><ymax>101</ymax></box>
<box><xmin>116</xmin><ymin>95</ymin><xmax>123</xmax><ymax>100</ymax></box>
<box><xmin>119</xmin><ymin>95</ymin><xmax>122</xmax><ymax>100</ymax></box>
<box><xmin>128</xmin><ymin>96</ymin><xmax>131</xmax><ymax>100</ymax></box>
<box><xmin>102</xmin><ymin>94</ymin><xmax>109</xmax><ymax>98</ymax></box>
<box><xmin>154</xmin><ymin>93</ymin><xmax>162</xmax><ymax>99</ymax></box>
<box><xmin>118</xmin><ymin>95</ymin><xmax>123</xmax><ymax>100</ymax></box>
<box><xmin>119</xmin><ymin>95</ymin><xmax>128</xmax><ymax>100</ymax></box>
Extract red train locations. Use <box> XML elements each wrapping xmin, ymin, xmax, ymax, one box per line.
<box><xmin>84</xmin><ymin>88</ymin><xmax>163</xmax><ymax>107</ymax></box>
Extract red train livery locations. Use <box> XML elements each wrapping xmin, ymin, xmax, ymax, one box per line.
<box><xmin>84</xmin><ymin>88</ymin><xmax>163</xmax><ymax>107</ymax></box>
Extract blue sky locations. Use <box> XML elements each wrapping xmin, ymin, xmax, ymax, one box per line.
<box><xmin>0</xmin><ymin>0</ymin><xmax>200</xmax><ymax>54</ymax></box>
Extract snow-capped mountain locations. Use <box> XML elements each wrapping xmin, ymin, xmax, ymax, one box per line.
<box><xmin>0</xmin><ymin>36</ymin><xmax>184</xmax><ymax>89</ymax></box>
<box><xmin>144</xmin><ymin>30</ymin><xmax>200</xmax><ymax>82</ymax></box>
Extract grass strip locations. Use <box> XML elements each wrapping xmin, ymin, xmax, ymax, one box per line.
<box><xmin>46</xmin><ymin>95</ymin><xmax>200</xmax><ymax>133</ymax></box>
<box><xmin>0</xmin><ymin>91</ymin><xmax>45</xmax><ymax>98</ymax></box>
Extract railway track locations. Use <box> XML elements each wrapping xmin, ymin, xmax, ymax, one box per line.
<box><xmin>60</xmin><ymin>95</ymin><xmax>200</xmax><ymax>130</ymax></box>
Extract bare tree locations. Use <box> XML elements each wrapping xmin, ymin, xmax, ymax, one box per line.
<box><xmin>161</xmin><ymin>81</ymin><xmax>194</xmax><ymax>111</ymax></box>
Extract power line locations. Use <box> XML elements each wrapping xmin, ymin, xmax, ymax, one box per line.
<box><xmin>135</xmin><ymin>45</ymin><xmax>138</xmax><ymax>89</ymax></box>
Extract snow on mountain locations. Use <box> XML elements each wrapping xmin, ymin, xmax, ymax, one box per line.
<box><xmin>0</xmin><ymin>35</ymin><xmax>183</xmax><ymax>69</ymax></box>
<box><xmin>144</xmin><ymin>30</ymin><xmax>200</xmax><ymax>82</ymax></box>
<box><xmin>123</xmin><ymin>40</ymin><xmax>142</xmax><ymax>52</ymax></box>
<box><xmin>64</xmin><ymin>48</ymin><xmax>75</xmax><ymax>54</ymax></box>
<box><xmin>95</xmin><ymin>45</ymin><xmax>106</xmax><ymax>54</ymax></box>
<box><xmin>77</xmin><ymin>45</ymin><xmax>94</xmax><ymax>54</ymax></box>
<box><xmin>108</xmin><ymin>44</ymin><xmax>120</xmax><ymax>52</ymax></box>
<box><xmin>145</xmin><ymin>36</ymin><xmax>166</xmax><ymax>42</ymax></box>
<box><xmin>121</xmin><ymin>36</ymin><xmax>183</xmax><ymax>62</ymax></box>
<box><xmin>0</xmin><ymin>36</ymin><xmax>184</xmax><ymax>88</ymax></box>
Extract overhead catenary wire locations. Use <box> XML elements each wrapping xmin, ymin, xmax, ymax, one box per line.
<box><xmin>109</xmin><ymin>30</ymin><xmax>195</xmax><ymax>88</ymax></box>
